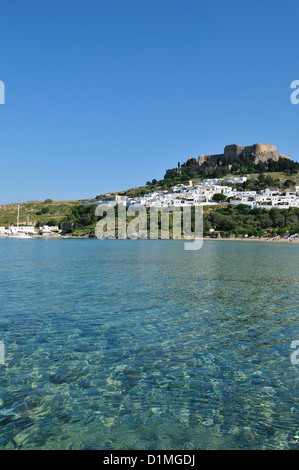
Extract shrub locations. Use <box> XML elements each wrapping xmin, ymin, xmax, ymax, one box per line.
<box><xmin>212</xmin><ymin>193</ymin><xmax>227</xmax><ymax>202</ymax></box>
<box><xmin>47</xmin><ymin>219</ymin><xmax>57</xmax><ymax>226</ymax></box>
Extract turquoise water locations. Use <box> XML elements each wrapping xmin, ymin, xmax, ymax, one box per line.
<box><xmin>0</xmin><ymin>239</ymin><xmax>298</xmax><ymax>450</ymax></box>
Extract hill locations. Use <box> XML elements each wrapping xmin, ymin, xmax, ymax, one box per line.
<box><xmin>0</xmin><ymin>155</ymin><xmax>298</xmax><ymax>238</ymax></box>
<box><xmin>0</xmin><ymin>199</ymin><xmax>95</xmax><ymax>230</ymax></box>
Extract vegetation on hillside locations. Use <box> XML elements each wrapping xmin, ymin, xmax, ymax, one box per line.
<box><xmin>203</xmin><ymin>204</ymin><xmax>299</xmax><ymax>238</ymax></box>
<box><xmin>59</xmin><ymin>204</ymin><xmax>98</xmax><ymax>236</ymax></box>
<box><xmin>0</xmin><ymin>199</ymin><xmax>95</xmax><ymax>230</ymax></box>
<box><xmin>174</xmin><ymin>154</ymin><xmax>298</xmax><ymax>178</ymax></box>
<box><xmin>143</xmin><ymin>155</ymin><xmax>299</xmax><ymax>189</ymax></box>
<box><xmin>57</xmin><ymin>203</ymin><xmax>299</xmax><ymax>239</ymax></box>
<box><xmin>143</xmin><ymin>171</ymin><xmax>298</xmax><ymax>194</ymax></box>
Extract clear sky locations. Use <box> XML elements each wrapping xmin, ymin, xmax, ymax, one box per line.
<box><xmin>0</xmin><ymin>0</ymin><xmax>299</xmax><ymax>204</ymax></box>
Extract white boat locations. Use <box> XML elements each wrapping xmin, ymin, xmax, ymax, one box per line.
<box><xmin>7</xmin><ymin>204</ymin><xmax>35</xmax><ymax>238</ymax></box>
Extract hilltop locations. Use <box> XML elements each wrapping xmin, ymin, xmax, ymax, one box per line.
<box><xmin>163</xmin><ymin>143</ymin><xmax>298</xmax><ymax>186</ymax></box>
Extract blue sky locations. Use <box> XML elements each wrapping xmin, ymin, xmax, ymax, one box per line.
<box><xmin>0</xmin><ymin>0</ymin><xmax>299</xmax><ymax>204</ymax></box>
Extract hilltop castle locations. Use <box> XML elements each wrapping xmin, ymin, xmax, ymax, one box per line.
<box><xmin>165</xmin><ymin>143</ymin><xmax>291</xmax><ymax>178</ymax></box>
<box><xmin>197</xmin><ymin>143</ymin><xmax>290</xmax><ymax>165</ymax></box>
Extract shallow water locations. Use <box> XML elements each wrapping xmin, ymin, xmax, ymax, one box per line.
<box><xmin>0</xmin><ymin>239</ymin><xmax>298</xmax><ymax>449</ymax></box>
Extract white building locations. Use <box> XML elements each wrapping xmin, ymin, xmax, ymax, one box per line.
<box><xmin>97</xmin><ymin>194</ymin><xmax>128</xmax><ymax>206</ymax></box>
<box><xmin>222</xmin><ymin>176</ymin><xmax>248</xmax><ymax>184</ymax></box>
<box><xmin>8</xmin><ymin>225</ymin><xmax>36</xmax><ymax>235</ymax></box>
<box><xmin>39</xmin><ymin>225</ymin><xmax>61</xmax><ymax>236</ymax></box>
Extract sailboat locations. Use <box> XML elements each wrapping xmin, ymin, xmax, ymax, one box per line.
<box><xmin>7</xmin><ymin>204</ymin><xmax>34</xmax><ymax>238</ymax></box>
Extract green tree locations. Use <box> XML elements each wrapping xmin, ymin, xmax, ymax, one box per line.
<box><xmin>212</xmin><ymin>193</ymin><xmax>227</xmax><ymax>202</ymax></box>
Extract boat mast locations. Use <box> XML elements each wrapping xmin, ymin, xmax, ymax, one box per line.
<box><xmin>17</xmin><ymin>204</ymin><xmax>19</xmax><ymax>229</ymax></box>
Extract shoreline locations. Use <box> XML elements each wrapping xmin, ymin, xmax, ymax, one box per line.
<box><xmin>1</xmin><ymin>235</ymin><xmax>298</xmax><ymax>244</ymax></box>
<box><xmin>201</xmin><ymin>237</ymin><xmax>299</xmax><ymax>243</ymax></box>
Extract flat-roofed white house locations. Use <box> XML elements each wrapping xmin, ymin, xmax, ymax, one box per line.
<box><xmin>8</xmin><ymin>225</ymin><xmax>36</xmax><ymax>235</ymax></box>
<box><xmin>97</xmin><ymin>194</ymin><xmax>128</xmax><ymax>206</ymax></box>
<box><xmin>40</xmin><ymin>225</ymin><xmax>52</xmax><ymax>236</ymax></box>
<box><xmin>223</xmin><ymin>176</ymin><xmax>248</xmax><ymax>184</ymax></box>
<box><xmin>39</xmin><ymin>225</ymin><xmax>61</xmax><ymax>236</ymax></box>
<box><xmin>229</xmin><ymin>198</ymin><xmax>257</xmax><ymax>208</ymax></box>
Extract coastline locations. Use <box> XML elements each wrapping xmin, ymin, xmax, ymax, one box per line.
<box><xmin>62</xmin><ymin>235</ymin><xmax>299</xmax><ymax>243</ymax></box>
<box><xmin>1</xmin><ymin>235</ymin><xmax>297</xmax><ymax>243</ymax></box>
<box><xmin>201</xmin><ymin>237</ymin><xmax>299</xmax><ymax>243</ymax></box>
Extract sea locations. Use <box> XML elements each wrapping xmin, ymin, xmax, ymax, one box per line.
<box><xmin>0</xmin><ymin>239</ymin><xmax>298</xmax><ymax>449</ymax></box>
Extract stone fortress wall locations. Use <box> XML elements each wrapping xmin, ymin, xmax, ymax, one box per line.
<box><xmin>198</xmin><ymin>153</ymin><xmax>224</xmax><ymax>164</ymax></box>
<box><xmin>198</xmin><ymin>143</ymin><xmax>290</xmax><ymax>165</ymax></box>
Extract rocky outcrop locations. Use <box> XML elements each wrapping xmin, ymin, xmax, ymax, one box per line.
<box><xmin>253</xmin><ymin>150</ymin><xmax>290</xmax><ymax>164</ymax></box>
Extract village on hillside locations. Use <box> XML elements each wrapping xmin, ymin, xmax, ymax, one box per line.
<box><xmin>1</xmin><ymin>175</ymin><xmax>299</xmax><ymax>239</ymax></box>
<box><xmin>98</xmin><ymin>176</ymin><xmax>299</xmax><ymax>210</ymax></box>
